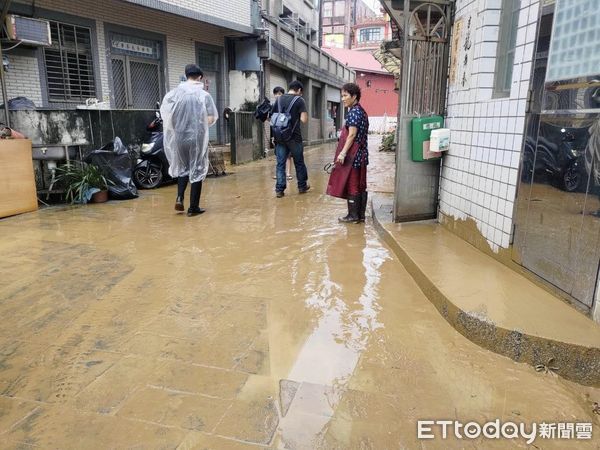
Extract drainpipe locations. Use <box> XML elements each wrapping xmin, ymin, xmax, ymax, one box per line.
<box><xmin>318</xmin><ymin>0</ymin><xmax>323</xmax><ymax>47</ymax></box>
<box><xmin>0</xmin><ymin>0</ymin><xmax>12</xmax><ymax>127</ymax></box>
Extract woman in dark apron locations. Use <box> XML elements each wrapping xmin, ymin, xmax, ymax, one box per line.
<box><xmin>326</xmin><ymin>83</ymin><xmax>369</xmax><ymax>223</ymax></box>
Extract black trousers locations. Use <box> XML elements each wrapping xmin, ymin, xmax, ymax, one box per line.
<box><xmin>177</xmin><ymin>176</ymin><xmax>202</xmax><ymax>208</ymax></box>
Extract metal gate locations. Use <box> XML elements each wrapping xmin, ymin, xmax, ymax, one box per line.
<box><xmin>229</xmin><ymin>112</ymin><xmax>263</xmax><ymax>164</ymax></box>
<box><xmin>111</xmin><ymin>56</ymin><xmax>162</xmax><ymax>109</ymax></box>
<box><xmin>392</xmin><ymin>0</ymin><xmax>452</xmax><ymax>221</ymax></box>
<box><xmin>403</xmin><ymin>3</ymin><xmax>450</xmax><ymax>116</ymax></box>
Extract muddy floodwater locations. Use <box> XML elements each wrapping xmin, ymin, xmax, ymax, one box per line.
<box><xmin>0</xmin><ymin>139</ymin><xmax>599</xmax><ymax>449</ymax></box>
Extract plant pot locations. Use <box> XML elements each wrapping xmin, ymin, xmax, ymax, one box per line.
<box><xmin>90</xmin><ymin>190</ymin><xmax>108</xmax><ymax>203</ymax></box>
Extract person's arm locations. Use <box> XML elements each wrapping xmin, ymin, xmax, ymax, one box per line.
<box><xmin>336</xmin><ymin>126</ymin><xmax>357</xmax><ymax>164</ymax></box>
<box><xmin>299</xmin><ymin>98</ymin><xmax>308</xmax><ymax>124</ymax></box>
<box><xmin>205</xmin><ymin>93</ymin><xmax>218</xmax><ymax>126</ymax></box>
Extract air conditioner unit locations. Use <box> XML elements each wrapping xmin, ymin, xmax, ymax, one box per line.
<box><xmin>5</xmin><ymin>15</ymin><xmax>52</xmax><ymax>46</ymax></box>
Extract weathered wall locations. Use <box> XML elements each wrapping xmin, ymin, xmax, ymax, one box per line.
<box><xmin>228</xmin><ymin>71</ymin><xmax>260</xmax><ymax>110</ymax></box>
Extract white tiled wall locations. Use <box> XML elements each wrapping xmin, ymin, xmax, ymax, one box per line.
<box><xmin>439</xmin><ymin>0</ymin><xmax>540</xmax><ymax>252</ymax></box>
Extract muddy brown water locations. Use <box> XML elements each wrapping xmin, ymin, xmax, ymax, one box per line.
<box><xmin>0</xmin><ymin>138</ymin><xmax>598</xmax><ymax>449</ymax></box>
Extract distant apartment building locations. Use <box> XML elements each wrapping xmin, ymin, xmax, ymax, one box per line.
<box><xmin>321</xmin><ymin>0</ymin><xmax>392</xmax><ymax>50</ymax></box>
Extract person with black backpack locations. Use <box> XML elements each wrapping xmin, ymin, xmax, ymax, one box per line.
<box><xmin>270</xmin><ymin>80</ymin><xmax>310</xmax><ymax>198</ymax></box>
<box><xmin>269</xmin><ymin>87</ymin><xmax>293</xmax><ymax>181</ymax></box>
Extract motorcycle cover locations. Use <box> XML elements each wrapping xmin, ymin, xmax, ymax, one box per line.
<box><xmin>85</xmin><ymin>138</ymin><xmax>138</xmax><ymax>199</ymax></box>
<box><xmin>160</xmin><ymin>81</ymin><xmax>218</xmax><ymax>183</ymax></box>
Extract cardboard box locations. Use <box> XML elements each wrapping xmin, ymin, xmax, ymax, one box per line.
<box><xmin>0</xmin><ymin>139</ymin><xmax>38</xmax><ymax>218</ymax></box>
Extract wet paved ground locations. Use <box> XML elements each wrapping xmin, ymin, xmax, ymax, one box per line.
<box><xmin>1</xmin><ymin>137</ymin><xmax>599</xmax><ymax>449</ymax></box>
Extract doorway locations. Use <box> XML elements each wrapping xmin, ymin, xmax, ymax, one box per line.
<box><xmin>109</xmin><ymin>32</ymin><xmax>163</xmax><ymax>109</ymax></box>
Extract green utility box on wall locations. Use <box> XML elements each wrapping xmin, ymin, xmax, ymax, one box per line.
<box><xmin>411</xmin><ymin>115</ymin><xmax>444</xmax><ymax>161</ymax></box>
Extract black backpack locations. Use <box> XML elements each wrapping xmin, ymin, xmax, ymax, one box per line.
<box><xmin>254</xmin><ymin>98</ymin><xmax>272</xmax><ymax>122</ymax></box>
<box><xmin>270</xmin><ymin>96</ymin><xmax>300</xmax><ymax>143</ymax></box>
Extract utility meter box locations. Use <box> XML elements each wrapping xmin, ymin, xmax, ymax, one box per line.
<box><xmin>430</xmin><ymin>128</ymin><xmax>450</xmax><ymax>152</ymax></box>
<box><xmin>411</xmin><ymin>116</ymin><xmax>444</xmax><ymax>161</ymax></box>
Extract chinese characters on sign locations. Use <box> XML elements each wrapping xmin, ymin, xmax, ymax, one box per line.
<box><xmin>111</xmin><ymin>41</ymin><xmax>154</xmax><ymax>56</ymax></box>
<box><xmin>449</xmin><ymin>13</ymin><xmax>477</xmax><ymax>90</ymax></box>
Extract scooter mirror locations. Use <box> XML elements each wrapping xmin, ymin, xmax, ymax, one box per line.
<box><xmin>155</xmin><ymin>111</ymin><xmax>160</xmax><ymax>118</ymax></box>
<box><xmin>155</xmin><ymin>101</ymin><xmax>160</xmax><ymax>109</ymax></box>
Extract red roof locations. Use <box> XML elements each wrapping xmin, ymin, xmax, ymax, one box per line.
<box><xmin>322</xmin><ymin>47</ymin><xmax>390</xmax><ymax>75</ymax></box>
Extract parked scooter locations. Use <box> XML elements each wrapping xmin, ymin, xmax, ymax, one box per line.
<box><xmin>133</xmin><ymin>107</ymin><xmax>171</xmax><ymax>189</ymax></box>
<box><xmin>521</xmin><ymin>124</ymin><xmax>589</xmax><ymax>192</ymax></box>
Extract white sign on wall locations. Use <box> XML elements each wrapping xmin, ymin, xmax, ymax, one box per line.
<box><xmin>111</xmin><ymin>40</ymin><xmax>154</xmax><ymax>56</ymax></box>
<box><xmin>449</xmin><ymin>12</ymin><xmax>477</xmax><ymax>90</ymax></box>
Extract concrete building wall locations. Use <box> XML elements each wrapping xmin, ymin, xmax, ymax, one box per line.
<box><xmin>439</xmin><ymin>0</ymin><xmax>540</xmax><ymax>252</ymax></box>
<box><xmin>228</xmin><ymin>71</ymin><xmax>260</xmax><ymax>109</ymax></box>
<box><xmin>0</xmin><ymin>50</ymin><xmax>43</xmax><ymax>107</ymax></box>
<box><xmin>152</xmin><ymin>0</ymin><xmax>252</xmax><ymax>27</ymax></box>
<box><xmin>3</xmin><ymin>0</ymin><xmax>235</xmax><ymax>107</ymax></box>
<box><xmin>35</xmin><ymin>0</ymin><xmax>230</xmax><ymax>92</ymax></box>
<box><xmin>282</xmin><ymin>0</ymin><xmax>319</xmax><ymax>29</ymax></box>
<box><xmin>355</xmin><ymin>71</ymin><xmax>397</xmax><ymax>117</ymax></box>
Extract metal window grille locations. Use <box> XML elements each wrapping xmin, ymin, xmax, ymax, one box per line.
<box><xmin>404</xmin><ymin>4</ymin><xmax>450</xmax><ymax>116</ymax></box>
<box><xmin>44</xmin><ymin>21</ymin><xmax>96</xmax><ymax>102</ymax></box>
<box><xmin>111</xmin><ymin>58</ymin><xmax>127</xmax><ymax>109</ymax></box>
<box><xmin>130</xmin><ymin>60</ymin><xmax>161</xmax><ymax>109</ymax></box>
<box><xmin>197</xmin><ymin>49</ymin><xmax>219</xmax><ymax>71</ymax></box>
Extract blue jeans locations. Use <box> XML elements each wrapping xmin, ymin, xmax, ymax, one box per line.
<box><xmin>275</xmin><ymin>141</ymin><xmax>308</xmax><ymax>192</ymax></box>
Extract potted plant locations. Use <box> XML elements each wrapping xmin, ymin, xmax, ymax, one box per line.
<box><xmin>56</xmin><ymin>162</ymin><xmax>111</xmax><ymax>204</ymax></box>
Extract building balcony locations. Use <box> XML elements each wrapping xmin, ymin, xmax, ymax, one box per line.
<box><xmin>353</xmin><ymin>16</ymin><xmax>388</xmax><ymax>28</ymax></box>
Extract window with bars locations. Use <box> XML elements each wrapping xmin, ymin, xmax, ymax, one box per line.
<box><xmin>44</xmin><ymin>21</ymin><xmax>96</xmax><ymax>102</ymax></box>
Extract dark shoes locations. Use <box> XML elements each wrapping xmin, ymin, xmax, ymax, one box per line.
<box><xmin>276</xmin><ymin>183</ymin><xmax>309</xmax><ymax>198</ymax></box>
<box><xmin>175</xmin><ymin>196</ymin><xmax>184</xmax><ymax>212</ymax></box>
<box><xmin>187</xmin><ymin>207</ymin><xmax>206</xmax><ymax>217</ymax></box>
<box><xmin>339</xmin><ymin>195</ymin><xmax>360</xmax><ymax>223</ymax></box>
<box><xmin>339</xmin><ymin>192</ymin><xmax>368</xmax><ymax>224</ymax></box>
<box><xmin>299</xmin><ymin>184</ymin><xmax>311</xmax><ymax>194</ymax></box>
<box><xmin>358</xmin><ymin>191</ymin><xmax>368</xmax><ymax>223</ymax></box>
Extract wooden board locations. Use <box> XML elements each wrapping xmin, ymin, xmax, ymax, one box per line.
<box><xmin>0</xmin><ymin>139</ymin><xmax>38</xmax><ymax>218</ymax></box>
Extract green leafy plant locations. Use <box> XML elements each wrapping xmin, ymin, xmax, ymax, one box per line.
<box><xmin>56</xmin><ymin>162</ymin><xmax>110</xmax><ymax>204</ymax></box>
<box><xmin>379</xmin><ymin>130</ymin><xmax>396</xmax><ymax>152</ymax></box>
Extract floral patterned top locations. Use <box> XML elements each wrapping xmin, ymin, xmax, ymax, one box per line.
<box><xmin>345</xmin><ymin>103</ymin><xmax>369</xmax><ymax>168</ymax></box>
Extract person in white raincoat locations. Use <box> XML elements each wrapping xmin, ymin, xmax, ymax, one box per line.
<box><xmin>160</xmin><ymin>64</ymin><xmax>218</xmax><ymax>216</ymax></box>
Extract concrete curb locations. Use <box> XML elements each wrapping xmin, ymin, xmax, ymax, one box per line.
<box><xmin>370</xmin><ymin>195</ymin><xmax>600</xmax><ymax>387</ymax></box>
